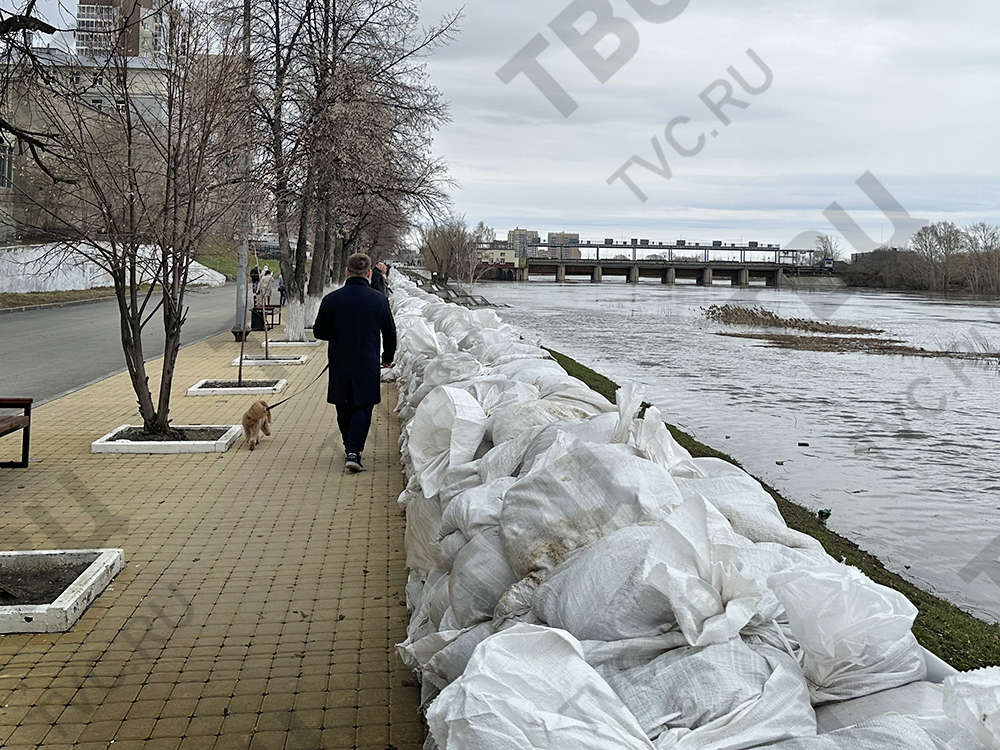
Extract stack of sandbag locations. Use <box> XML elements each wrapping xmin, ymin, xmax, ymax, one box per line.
<box><xmin>385</xmin><ymin>270</ymin><xmax>988</xmax><ymax>750</ymax></box>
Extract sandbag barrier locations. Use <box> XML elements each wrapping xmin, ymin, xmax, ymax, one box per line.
<box><xmin>385</xmin><ymin>270</ymin><xmax>1000</xmax><ymax>750</ymax></box>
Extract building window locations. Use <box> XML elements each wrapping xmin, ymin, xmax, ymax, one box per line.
<box><xmin>0</xmin><ymin>145</ymin><xmax>14</xmax><ymax>188</ymax></box>
<box><xmin>76</xmin><ymin>5</ymin><xmax>117</xmax><ymax>55</ymax></box>
<box><xmin>91</xmin><ymin>98</ymin><xmax>104</xmax><ymax>111</ymax></box>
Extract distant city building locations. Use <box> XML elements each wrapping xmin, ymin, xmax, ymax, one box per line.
<box><xmin>507</xmin><ymin>228</ymin><xmax>539</xmax><ymax>259</ymax></box>
<box><xmin>546</xmin><ymin>231</ymin><xmax>581</xmax><ymax>260</ymax></box>
<box><xmin>477</xmin><ymin>240</ymin><xmax>515</xmax><ymax>265</ymax></box>
<box><xmin>75</xmin><ymin>0</ymin><xmax>167</xmax><ymax>57</ymax></box>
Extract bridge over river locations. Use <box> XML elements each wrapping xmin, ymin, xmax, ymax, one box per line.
<box><xmin>490</xmin><ymin>240</ymin><xmax>835</xmax><ymax>288</ymax></box>
<box><xmin>519</xmin><ymin>257</ymin><xmax>834</xmax><ymax>287</ymax></box>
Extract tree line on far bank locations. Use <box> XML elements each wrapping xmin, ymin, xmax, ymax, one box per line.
<box><xmin>844</xmin><ymin>222</ymin><xmax>1000</xmax><ymax>295</ymax></box>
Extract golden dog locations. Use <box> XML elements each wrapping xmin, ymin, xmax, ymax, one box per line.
<box><xmin>241</xmin><ymin>400</ymin><xmax>272</xmax><ymax>451</ymax></box>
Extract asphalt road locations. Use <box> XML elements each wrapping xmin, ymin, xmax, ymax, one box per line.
<box><xmin>0</xmin><ymin>284</ymin><xmax>244</xmax><ymax>405</ymax></box>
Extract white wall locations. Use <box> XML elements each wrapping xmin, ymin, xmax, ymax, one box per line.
<box><xmin>0</xmin><ymin>244</ymin><xmax>226</xmax><ymax>293</ymax></box>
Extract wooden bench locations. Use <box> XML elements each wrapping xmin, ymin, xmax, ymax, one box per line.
<box><xmin>0</xmin><ymin>398</ymin><xmax>32</xmax><ymax>468</ymax></box>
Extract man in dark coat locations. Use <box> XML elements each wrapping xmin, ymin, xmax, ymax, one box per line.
<box><xmin>313</xmin><ymin>253</ymin><xmax>397</xmax><ymax>473</ymax></box>
<box><xmin>369</xmin><ymin>261</ymin><xmax>388</xmax><ymax>295</ymax></box>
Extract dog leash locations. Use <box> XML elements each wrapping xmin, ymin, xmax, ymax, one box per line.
<box><xmin>266</xmin><ymin>364</ymin><xmax>330</xmax><ymax>411</ymax></box>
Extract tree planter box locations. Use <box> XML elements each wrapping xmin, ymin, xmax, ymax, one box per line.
<box><xmin>91</xmin><ymin>425</ymin><xmax>242</xmax><ymax>454</ymax></box>
<box><xmin>186</xmin><ymin>379</ymin><xmax>287</xmax><ymax>396</ymax></box>
<box><xmin>260</xmin><ymin>340</ymin><xmax>322</xmax><ymax>347</ymax></box>
<box><xmin>231</xmin><ymin>355</ymin><xmax>309</xmax><ymax>366</ymax></box>
<box><xmin>0</xmin><ymin>549</ymin><xmax>124</xmax><ymax>633</ymax></box>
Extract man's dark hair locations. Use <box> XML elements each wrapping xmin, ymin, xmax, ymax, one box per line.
<box><xmin>347</xmin><ymin>253</ymin><xmax>372</xmax><ymax>277</ymax></box>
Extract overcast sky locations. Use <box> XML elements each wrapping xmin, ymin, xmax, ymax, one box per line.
<box><xmin>418</xmin><ymin>0</ymin><xmax>1000</xmax><ymax>249</ymax></box>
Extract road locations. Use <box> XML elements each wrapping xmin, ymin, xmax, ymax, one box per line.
<box><xmin>0</xmin><ymin>284</ymin><xmax>243</xmax><ymax>405</ymax></box>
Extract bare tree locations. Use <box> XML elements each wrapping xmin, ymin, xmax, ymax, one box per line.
<box><xmin>246</xmin><ymin>0</ymin><xmax>456</xmax><ymax>341</ymax></box>
<box><xmin>8</xmin><ymin>3</ymin><xmax>245</xmax><ymax>435</ymax></box>
<box><xmin>814</xmin><ymin>233</ymin><xmax>842</xmax><ymax>262</ymax></box>
<box><xmin>910</xmin><ymin>222</ymin><xmax>964</xmax><ymax>292</ymax></box>
<box><xmin>419</xmin><ymin>214</ymin><xmax>478</xmax><ymax>283</ymax></box>
<box><xmin>963</xmin><ymin>222</ymin><xmax>1000</xmax><ymax>295</ymax></box>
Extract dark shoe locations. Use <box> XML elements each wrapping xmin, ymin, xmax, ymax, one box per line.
<box><xmin>345</xmin><ymin>453</ymin><xmax>363</xmax><ymax>473</ymax></box>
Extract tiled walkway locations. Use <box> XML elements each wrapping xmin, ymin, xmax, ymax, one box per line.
<box><xmin>0</xmin><ymin>331</ymin><xmax>422</xmax><ymax>749</ymax></box>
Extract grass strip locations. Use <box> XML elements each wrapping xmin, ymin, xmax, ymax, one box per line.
<box><xmin>0</xmin><ymin>287</ymin><xmax>120</xmax><ymax>310</ymax></box>
<box><xmin>547</xmin><ymin>347</ymin><xmax>1000</xmax><ymax>671</ymax></box>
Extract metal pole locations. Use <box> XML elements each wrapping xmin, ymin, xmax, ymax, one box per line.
<box><xmin>232</xmin><ymin>0</ymin><xmax>251</xmax><ymax>341</ymax></box>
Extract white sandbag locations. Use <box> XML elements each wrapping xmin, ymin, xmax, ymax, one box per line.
<box><xmin>736</xmin><ymin>541</ymin><xmax>834</xmax><ymax>624</ymax></box>
<box><xmin>422</xmin><ymin>352</ymin><xmax>485</xmax><ymax>388</ymax></box>
<box><xmin>426</xmin><ymin>624</ymin><xmax>656</xmax><ymax>750</ymax></box>
<box><xmin>612</xmin><ymin>381</ymin><xmax>646</xmax><ymax>443</ymax></box>
<box><xmin>424</xmin><ymin>621</ymin><xmax>495</xmax><ymax>689</ymax></box>
<box><xmin>518</xmin><ymin>412</ymin><xmax>619</xmax><ymax>475</ymax></box>
<box><xmin>944</xmin><ymin>668</ymin><xmax>1000</xmax><ymax>750</ymax></box>
<box><xmin>758</xmin><ymin>714</ymin><xmax>985</xmax><ymax>750</ymax></box>
<box><xmin>439</xmin><ymin>530</ymin><xmax>468</xmax><ymax>569</ymax></box>
<box><xmin>449</xmin><ymin>528</ymin><xmax>520</xmax><ymax>628</ymax></box>
<box><xmin>440</xmin><ymin>477</ymin><xmax>518</xmax><ymax>539</ymax></box>
<box><xmin>450</xmin><ymin>376</ymin><xmax>540</xmax><ymax>415</ymax></box>
<box><xmin>533</xmin><ymin>372</ymin><xmax>616</xmax><ymax>415</ymax></box>
<box><xmin>404</xmin><ymin>492</ymin><xmax>444</xmax><ymax>572</ymax></box>
<box><xmin>674</xmin><ymin>470</ymin><xmax>822</xmax><ymax>550</ymax></box>
<box><xmin>398</xmin><ymin>627</ymin><xmax>466</xmax><ymax>675</ymax></box>
<box><xmin>583</xmin><ymin>633</ymin><xmax>691</xmax><ymax>678</ymax></box>
<box><xmin>489</xmin><ymin>399</ymin><xmax>592</xmax><ymax>445</ymax></box>
<box><xmin>769</xmin><ymin>563</ymin><xmax>927</xmax><ymax>704</ymax></box>
<box><xmin>612</xmin><ymin>642</ymin><xmax>815</xmax><ymax>749</ymax></box>
<box><xmin>407</xmin><ymin>569</ymin><xmax>451</xmax><ymax>645</ymax></box>
<box><xmin>641</xmin><ymin>496</ymin><xmax>764</xmax><ymax>647</ymax></box>
<box><xmin>401</xmin><ymin>317</ymin><xmax>444</xmax><ymax>359</ymax></box>
<box><xmin>816</xmin><ymin>681</ymin><xmax>946</xmax><ymax>733</ymax></box>
<box><xmin>499</xmin><ymin>442</ymin><xmax>684</xmax><ymax>581</ymax></box>
<box><xmin>409</xmin><ymin>387</ymin><xmax>488</xmax><ymax>498</ymax></box>
<box><xmin>533</xmin><ymin>524</ymin><xmax>677</xmax><ymax>641</ymax></box>
<box><xmin>491</xmin><ymin>357</ymin><xmax>568</xmax><ymax>386</ymax></box>
<box><xmin>630</xmin><ymin>405</ymin><xmax>692</xmax><ymax>472</ymax></box>
<box><xmin>476</xmin><ymin>428</ymin><xmax>545</xmax><ymax>484</ymax></box>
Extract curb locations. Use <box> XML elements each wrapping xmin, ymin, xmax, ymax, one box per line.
<box><xmin>0</xmin><ymin>295</ymin><xmax>118</xmax><ymax>315</ymax></box>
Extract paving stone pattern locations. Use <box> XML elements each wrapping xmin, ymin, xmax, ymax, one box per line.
<box><xmin>0</xmin><ymin>331</ymin><xmax>423</xmax><ymax>749</ymax></box>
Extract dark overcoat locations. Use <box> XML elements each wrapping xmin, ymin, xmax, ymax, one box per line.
<box><xmin>312</xmin><ymin>277</ymin><xmax>397</xmax><ymax>406</ymax></box>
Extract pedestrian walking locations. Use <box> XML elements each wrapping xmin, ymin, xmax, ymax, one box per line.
<box><xmin>250</xmin><ymin>264</ymin><xmax>261</xmax><ymax>294</ymax></box>
<box><xmin>312</xmin><ymin>253</ymin><xmax>396</xmax><ymax>473</ymax></box>
<box><xmin>278</xmin><ymin>273</ymin><xmax>286</xmax><ymax>306</ymax></box>
<box><xmin>255</xmin><ymin>266</ymin><xmax>273</xmax><ymax>309</ymax></box>
<box><xmin>370</xmin><ymin>261</ymin><xmax>388</xmax><ymax>295</ymax></box>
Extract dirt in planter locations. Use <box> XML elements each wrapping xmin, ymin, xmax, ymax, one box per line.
<box><xmin>0</xmin><ymin>560</ymin><xmax>95</xmax><ymax>606</ymax></box>
<box><xmin>115</xmin><ymin>427</ymin><xmax>231</xmax><ymax>442</ymax></box>
<box><xmin>200</xmin><ymin>380</ymin><xmax>280</xmax><ymax>388</ymax></box>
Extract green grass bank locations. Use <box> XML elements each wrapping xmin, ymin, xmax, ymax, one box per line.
<box><xmin>547</xmin><ymin>347</ymin><xmax>1000</xmax><ymax>671</ymax></box>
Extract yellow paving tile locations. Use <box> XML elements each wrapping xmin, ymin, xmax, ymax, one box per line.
<box><xmin>0</xmin><ymin>328</ymin><xmax>423</xmax><ymax>748</ymax></box>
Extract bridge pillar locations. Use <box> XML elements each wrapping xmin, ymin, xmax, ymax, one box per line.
<box><xmin>556</xmin><ymin>264</ymin><xmax>566</xmax><ymax>283</ymax></box>
<box><xmin>699</xmin><ymin>268</ymin><xmax>713</xmax><ymax>286</ymax></box>
<box><xmin>661</xmin><ymin>267</ymin><xmax>675</xmax><ymax>285</ymax></box>
<box><xmin>517</xmin><ymin>266</ymin><xmax>529</xmax><ymax>282</ymax></box>
<box><xmin>591</xmin><ymin>265</ymin><xmax>602</xmax><ymax>283</ymax></box>
<box><xmin>774</xmin><ymin>271</ymin><xmax>785</xmax><ymax>288</ymax></box>
<box><xmin>628</xmin><ymin>266</ymin><xmax>639</xmax><ymax>284</ymax></box>
<box><xmin>736</xmin><ymin>268</ymin><xmax>749</xmax><ymax>287</ymax></box>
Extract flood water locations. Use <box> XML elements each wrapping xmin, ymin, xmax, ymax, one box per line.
<box><xmin>480</xmin><ymin>278</ymin><xmax>1000</xmax><ymax>623</ymax></box>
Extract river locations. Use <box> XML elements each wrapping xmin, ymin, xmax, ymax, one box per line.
<box><xmin>479</xmin><ymin>278</ymin><xmax>1000</xmax><ymax>623</ymax></box>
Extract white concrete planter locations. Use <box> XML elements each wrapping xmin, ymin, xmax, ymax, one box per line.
<box><xmin>91</xmin><ymin>425</ymin><xmax>242</xmax><ymax>454</ymax></box>
<box><xmin>260</xmin><ymin>340</ymin><xmax>322</xmax><ymax>347</ymax></box>
<box><xmin>231</xmin><ymin>355</ymin><xmax>309</xmax><ymax>366</ymax></box>
<box><xmin>0</xmin><ymin>549</ymin><xmax>124</xmax><ymax>633</ymax></box>
<box><xmin>186</xmin><ymin>379</ymin><xmax>287</xmax><ymax>396</ymax></box>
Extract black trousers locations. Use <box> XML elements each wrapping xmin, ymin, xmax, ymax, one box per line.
<box><xmin>336</xmin><ymin>402</ymin><xmax>374</xmax><ymax>455</ymax></box>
